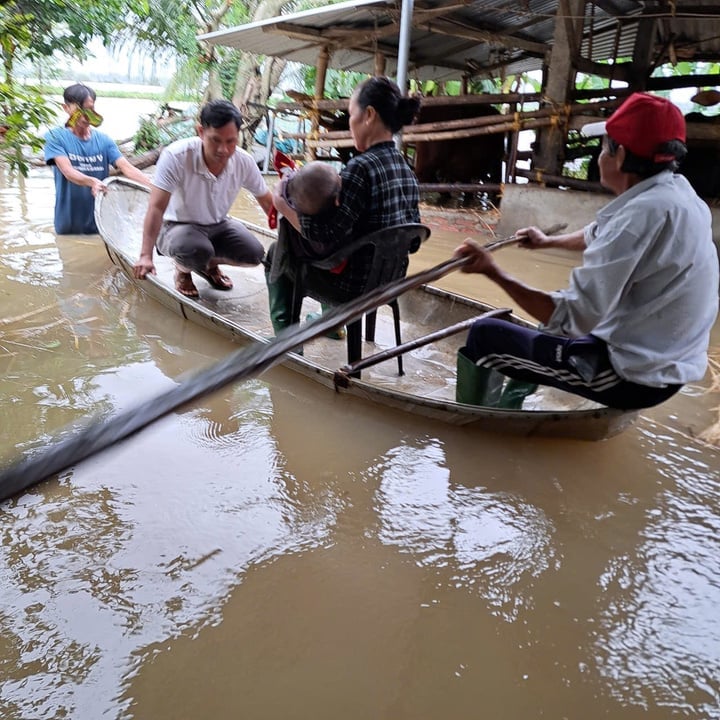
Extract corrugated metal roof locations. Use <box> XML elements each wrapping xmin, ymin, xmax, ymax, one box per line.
<box><xmin>199</xmin><ymin>0</ymin><xmax>720</xmax><ymax>83</ymax></box>
<box><xmin>200</xmin><ymin>1</ymin><xmax>404</xmax><ymax>74</ymax></box>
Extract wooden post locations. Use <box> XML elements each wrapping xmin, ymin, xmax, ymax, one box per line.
<box><xmin>374</xmin><ymin>52</ymin><xmax>386</xmax><ymax>77</ymax></box>
<box><xmin>309</xmin><ymin>44</ymin><xmax>330</xmax><ymax>160</ymax></box>
<box><xmin>627</xmin><ymin>16</ymin><xmax>657</xmax><ymax>90</ymax></box>
<box><xmin>506</xmin><ymin>124</ymin><xmax>520</xmax><ymax>184</ymax></box>
<box><xmin>532</xmin><ymin>0</ymin><xmax>585</xmax><ymax>176</ymax></box>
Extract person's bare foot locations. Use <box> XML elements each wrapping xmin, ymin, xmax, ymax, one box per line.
<box><xmin>174</xmin><ymin>268</ymin><xmax>199</xmax><ymax>297</ymax></box>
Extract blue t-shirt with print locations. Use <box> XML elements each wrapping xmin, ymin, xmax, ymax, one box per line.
<box><xmin>44</xmin><ymin>127</ymin><xmax>122</xmax><ymax>234</ymax></box>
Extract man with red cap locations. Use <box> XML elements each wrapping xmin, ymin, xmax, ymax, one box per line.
<box><xmin>453</xmin><ymin>92</ymin><xmax>719</xmax><ymax>411</ymax></box>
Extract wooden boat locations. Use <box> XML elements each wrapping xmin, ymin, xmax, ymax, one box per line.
<box><xmin>94</xmin><ymin>177</ymin><xmax>638</xmax><ymax>441</ymax></box>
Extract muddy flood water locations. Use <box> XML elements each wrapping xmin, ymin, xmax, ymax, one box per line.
<box><xmin>1</xmin><ymin>165</ymin><xmax>719</xmax><ymax>719</ymax></box>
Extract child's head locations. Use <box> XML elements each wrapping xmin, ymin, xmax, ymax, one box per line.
<box><xmin>285</xmin><ymin>161</ymin><xmax>341</xmax><ymax>215</ymax></box>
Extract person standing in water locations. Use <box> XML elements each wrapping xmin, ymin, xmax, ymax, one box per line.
<box><xmin>44</xmin><ymin>83</ymin><xmax>151</xmax><ymax>234</ymax></box>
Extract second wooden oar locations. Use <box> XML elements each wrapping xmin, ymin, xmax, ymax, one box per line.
<box><xmin>333</xmin><ymin>307</ymin><xmax>511</xmax><ymax>386</ymax></box>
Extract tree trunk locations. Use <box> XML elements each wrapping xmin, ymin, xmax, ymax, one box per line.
<box><xmin>231</xmin><ymin>0</ymin><xmax>292</xmax><ymax>150</ymax></box>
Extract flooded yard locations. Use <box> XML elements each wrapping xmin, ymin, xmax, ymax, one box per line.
<box><xmin>0</xmin><ymin>163</ymin><xmax>719</xmax><ymax>719</ymax></box>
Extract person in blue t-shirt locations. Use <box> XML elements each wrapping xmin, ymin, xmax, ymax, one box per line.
<box><xmin>44</xmin><ymin>83</ymin><xmax>151</xmax><ymax>234</ymax></box>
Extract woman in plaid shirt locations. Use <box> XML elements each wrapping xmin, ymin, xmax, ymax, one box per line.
<box><xmin>267</xmin><ymin>76</ymin><xmax>421</xmax><ymax>334</ymax></box>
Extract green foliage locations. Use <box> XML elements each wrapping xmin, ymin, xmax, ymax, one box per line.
<box><xmin>114</xmin><ymin>0</ymin><xmax>199</xmax><ymax>60</ymax></box>
<box><xmin>0</xmin><ymin>81</ymin><xmax>56</xmax><ymax>177</ymax></box>
<box><xmin>1</xmin><ymin>0</ymin><xmax>150</xmax><ymax>77</ymax></box>
<box><xmin>218</xmin><ymin>50</ymin><xmax>243</xmax><ymax>99</ymax></box>
<box><xmin>562</xmin><ymin>156</ymin><xmax>591</xmax><ymax>180</ymax></box>
<box><xmin>652</xmin><ymin>60</ymin><xmax>720</xmax><ymax>78</ymax></box>
<box><xmin>515</xmin><ymin>73</ymin><xmax>542</xmax><ymax>93</ymax></box>
<box><xmin>0</xmin><ymin>0</ymin><xmax>152</xmax><ymax>176</ymax></box>
<box><xmin>467</xmin><ymin>77</ymin><xmax>501</xmax><ymax>94</ymax></box>
<box><xmin>163</xmin><ymin>64</ymin><xmax>205</xmax><ymax>103</ymax></box>
<box><xmin>299</xmin><ymin>67</ymin><xmax>368</xmax><ymax>99</ymax></box>
<box><xmin>409</xmin><ymin>73</ymin><xmax>541</xmax><ymax>98</ymax></box>
<box><xmin>132</xmin><ymin>116</ymin><xmax>161</xmax><ymax>152</ymax></box>
<box><xmin>438</xmin><ymin>80</ymin><xmax>460</xmax><ymax>95</ymax></box>
<box><xmin>409</xmin><ymin>79</ymin><xmax>436</xmax><ymax>95</ymax></box>
<box><xmin>114</xmin><ymin>0</ymin><xmax>253</xmax><ymax>103</ymax></box>
<box><xmin>575</xmin><ymin>69</ymin><xmax>621</xmax><ymax>92</ymax></box>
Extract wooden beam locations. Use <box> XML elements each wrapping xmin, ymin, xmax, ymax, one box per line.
<box><xmin>374</xmin><ymin>51</ymin><xmax>386</xmax><ymax>76</ymax></box>
<box><xmin>269</xmin><ymin>22</ymin><xmax>329</xmax><ymax>43</ymax></box>
<box><xmin>514</xmin><ymin>167</ymin><xmax>608</xmax><ymax>193</ymax></box>
<box><xmin>574</xmin><ymin>56</ymin><xmax>633</xmax><ymax>81</ymax></box>
<box><xmin>571</xmin><ymin>87</ymin><xmax>633</xmax><ymax>102</ymax></box>
<box><xmin>269</xmin><ymin>3</ymin><xmax>474</xmax><ymax>49</ymax></box>
<box><xmin>269</xmin><ymin>19</ymin><xmax>481</xmax><ymax>78</ymax></box>
<box><xmin>571</xmin><ymin>74</ymin><xmax>720</xmax><ymax>100</ymax></box>
<box><xmin>308</xmin><ymin>117</ymin><xmax>555</xmax><ymax>148</ymax></box>
<box><xmin>640</xmin><ymin>4</ymin><xmax>720</xmax><ymax>17</ymax></box>
<box><xmin>425</xmin><ymin>17</ymin><xmax>548</xmax><ymax>56</ymax></box>
<box><xmin>269</xmin><ymin>19</ymin><xmax>397</xmax><ymax>48</ymax></box>
<box><xmin>686</xmin><ymin>123</ymin><xmax>720</xmax><ymax>143</ymax></box>
<box><xmin>275</xmin><ymin>92</ymin><xmax>547</xmax><ymax>114</ymax></box>
<box><xmin>589</xmin><ymin>0</ymin><xmax>640</xmax><ymax>16</ymax></box>
<box><xmin>309</xmin><ymin>44</ymin><xmax>331</xmax><ymax>161</ymax></box>
<box><xmin>647</xmin><ymin>73</ymin><xmax>720</xmax><ymax>91</ymax></box>
<box><xmin>419</xmin><ymin>92</ymin><xmax>544</xmax><ymax>106</ymax></box>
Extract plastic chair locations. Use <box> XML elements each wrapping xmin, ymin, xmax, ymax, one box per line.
<box><xmin>290</xmin><ymin>223</ymin><xmax>432</xmax><ymax>378</ymax></box>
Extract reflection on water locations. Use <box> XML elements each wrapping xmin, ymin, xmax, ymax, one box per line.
<box><xmin>0</xmin><ymin>166</ymin><xmax>719</xmax><ymax>719</ymax></box>
<box><xmin>596</xmin><ymin>430</ymin><xmax>720</xmax><ymax>716</ymax></box>
<box><xmin>375</xmin><ymin>446</ymin><xmax>557</xmax><ymax>621</ymax></box>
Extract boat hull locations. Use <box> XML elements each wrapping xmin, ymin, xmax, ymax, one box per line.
<box><xmin>96</xmin><ymin>177</ymin><xmax>638</xmax><ymax>441</ymax></box>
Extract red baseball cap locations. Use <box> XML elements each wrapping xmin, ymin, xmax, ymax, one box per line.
<box><xmin>582</xmin><ymin>92</ymin><xmax>686</xmax><ymax>162</ymax></box>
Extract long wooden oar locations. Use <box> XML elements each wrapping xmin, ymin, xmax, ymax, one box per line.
<box><xmin>333</xmin><ymin>307</ymin><xmax>511</xmax><ymax>386</ymax></box>
<box><xmin>0</xmin><ymin>254</ymin><xmax>472</xmax><ymax>503</ymax></box>
<box><xmin>482</xmin><ymin>222</ymin><xmax>568</xmax><ymax>251</ymax></box>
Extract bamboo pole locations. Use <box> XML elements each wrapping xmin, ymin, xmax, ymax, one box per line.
<box><xmin>284</xmin><ymin>97</ymin><xmax>623</xmax><ymax>145</ymax></box>
<box><xmin>308</xmin><ymin>118</ymin><xmax>555</xmax><ymax>148</ymax></box>
<box><xmin>514</xmin><ymin>167</ymin><xmax>608</xmax><ymax>193</ymax></box>
<box><xmin>275</xmin><ymin>92</ymin><xmax>546</xmax><ymax>114</ymax></box>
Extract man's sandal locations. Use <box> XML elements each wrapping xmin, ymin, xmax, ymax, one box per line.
<box><xmin>197</xmin><ymin>267</ymin><xmax>233</xmax><ymax>291</ymax></box>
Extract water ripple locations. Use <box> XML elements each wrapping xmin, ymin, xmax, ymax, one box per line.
<box><xmin>373</xmin><ymin>440</ymin><xmax>556</xmax><ymax>621</ymax></box>
<box><xmin>594</xmin><ymin>438</ymin><xmax>720</xmax><ymax>716</ymax></box>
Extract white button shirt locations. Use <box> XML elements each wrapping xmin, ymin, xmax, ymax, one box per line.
<box><xmin>153</xmin><ymin>136</ymin><xmax>268</xmax><ymax>225</ymax></box>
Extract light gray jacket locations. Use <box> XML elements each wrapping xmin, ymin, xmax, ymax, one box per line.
<box><xmin>546</xmin><ymin>171</ymin><xmax>719</xmax><ymax>386</ymax></box>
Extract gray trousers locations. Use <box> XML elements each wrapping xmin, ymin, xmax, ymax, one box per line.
<box><xmin>156</xmin><ymin>217</ymin><xmax>265</xmax><ymax>271</ymax></box>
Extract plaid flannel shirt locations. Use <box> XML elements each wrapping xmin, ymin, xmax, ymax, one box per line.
<box><xmin>298</xmin><ymin>141</ymin><xmax>420</xmax><ymax>298</ymax></box>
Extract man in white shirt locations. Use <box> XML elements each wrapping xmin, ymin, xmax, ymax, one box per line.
<box><xmin>133</xmin><ymin>99</ymin><xmax>274</xmax><ymax>297</ymax></box>
<box><xmin>454</xmin><ymin>92</ymin><xmax>719</xmax><ymax>410</ymax></box>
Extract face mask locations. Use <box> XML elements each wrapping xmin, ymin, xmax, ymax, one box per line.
<box><xmin>66</xmin><ymin>107</ymin><xmax>104</xmax><ymax>128</ymax></box>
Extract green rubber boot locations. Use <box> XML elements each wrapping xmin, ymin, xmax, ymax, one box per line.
<box><xmin>265</xmin><ymin>271</ymin><xmax>294</xmax><ymax>336</ymax></box>
<box><xmin>306</xmin><ymin>302</ymin><xmax>347</xmax><ymax>340</ymax></box>
<box><xmin>455</xmin><ymin>347</ymin><xmax>505</xmax><ymax>407</ymax></box>
<box><xmin>497</xmin><ymin>378</ymin><xmax>538</xmax><ymax>409</ymax></box>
